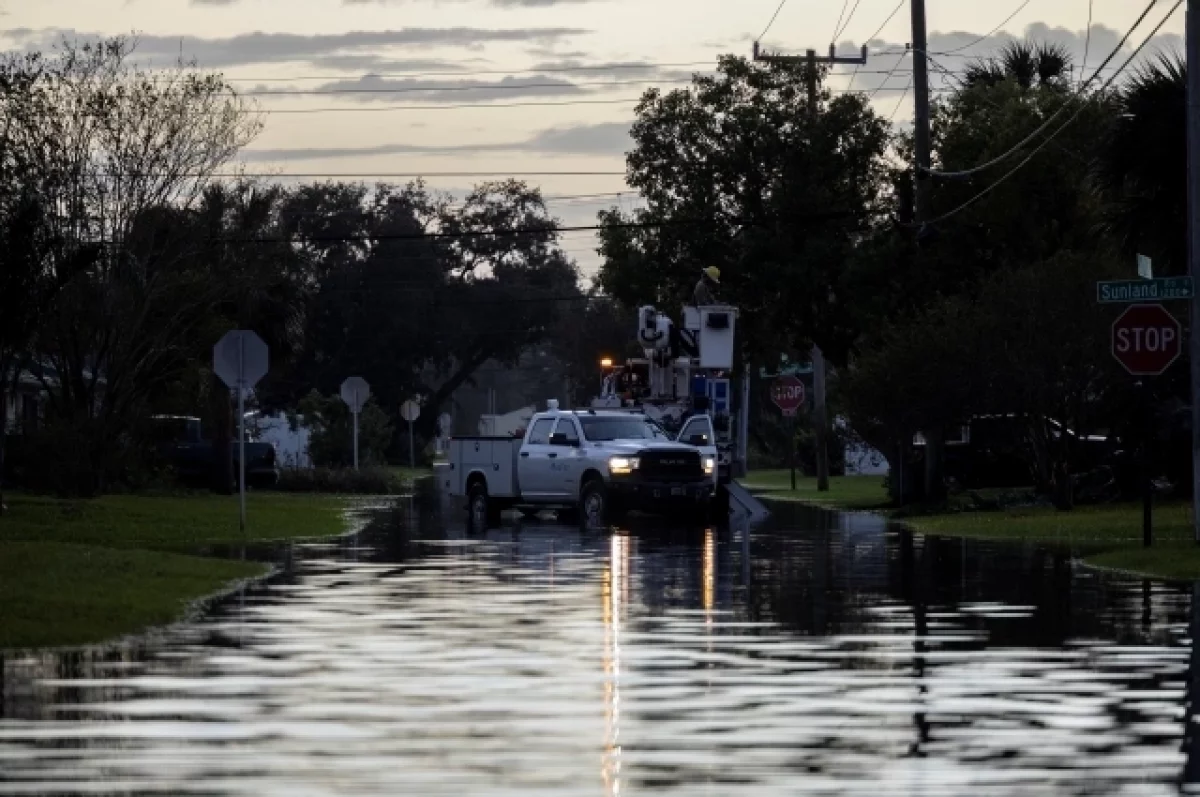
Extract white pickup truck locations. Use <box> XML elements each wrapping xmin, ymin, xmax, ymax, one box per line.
<box><xmin>445</xmin><ymin>401</ymin><xmax>719</xmax><ymax>528</ymax></box>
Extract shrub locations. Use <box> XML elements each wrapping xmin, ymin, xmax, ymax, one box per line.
<box><xmin>274</xmin><ymin>466</ymin><xmax>408</xmax><ymax>495</ymax></box>
<box><xmin>292</xmin><ymin>391</ymin><xmax>394</xmax><ymax>469</ymax></box>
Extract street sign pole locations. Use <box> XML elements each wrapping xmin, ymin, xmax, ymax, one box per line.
<box><xmin>213</xmin><ymin>330</ymin><xmax>269</xmax><ymax>535</ymax></box>
<box><xmin>1141</xmin><ymin>380</ymin><xmax>1153</xmax><ymax>548</ymax></box>
<box><xmin>409</xmin><ymin>420</ymin><xmax>415</xmax><ymax>471</ymax></box>
<box><xmin>353</xmin><ymin>406</ymin><xmax>360</xmax><ymax>471</ymax></box>
<box><xmin>238</xmin><ymin>337</ymin><xmax>246</xmax><ymax>535</ymax></box>
<box><xmin>1189</xmin><ymin>0</ymin><xmax>1200</xmax><ymax>544</ymax></box>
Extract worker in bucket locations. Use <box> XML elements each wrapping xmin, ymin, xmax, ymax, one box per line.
<box><xmin>693</xmin><ymin>266</ymin><xmax>720</xmax><ymax>306</ymax></box>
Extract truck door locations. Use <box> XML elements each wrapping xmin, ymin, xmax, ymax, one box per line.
<box><xmin>517</xmin><ymin>418</ymin><xmax>557</xmax><ymax>499</ymax></box>
<box><xmin>547</xmin><ymin>417</ymin><xmax>583</xmax><ymax>498</ymax></box>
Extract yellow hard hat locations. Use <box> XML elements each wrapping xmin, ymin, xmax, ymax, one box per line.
<box><xmin>703</xmin><ymin>266</ymin><xmax>721</xmax><ymax>283</ymax></box>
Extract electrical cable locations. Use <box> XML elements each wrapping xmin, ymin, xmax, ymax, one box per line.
<box><xmin>889</xmin><ymin>78</ymin><xmax>913</xmax><ymax>122</ymax></box>
<box><xmin>835</xmin><ymin>0</ymin><xmax>866</xmax><ymax>43</ymax></box>
<box><xmin>832</xmin><ymin>0</ymin><xmax>852</xmax><ymax>44</ymax></box>
<box><xmin>847</xmin><ymin>0</ymin><xmax>908</xmax><ymax>91</ymax></box>
<box><xmin>934</xmin><ymin>0</ymin><xmax>1033</xmax><ymax>55</ymax></box>
<box><xmin>211</xmin><ymin>61</ymin><xmax>720</xmax><ymax>84</ymax></box>
<box><xmin>759</xmin><ymin>0</ymin><xmax>790</xmax><ymax>41</ymax></box>
<box><xmin>920</xmin><ymin>0</ymin><xmax>1181</xmax><ymax>226</ymax></box>
<box><xmin>211</xmin><ymin>210</ymin><xmax>861</xmax><ymax>244</ymax></box>
<box><xmin>920</xmin><ymin>0</ymin><xmax>1159</xmax><ymax>179</ymax></box>
<box><xmin>231</xmin><ymin>77</ymin><xmax>700</xmax><ymax>97</ymax></box>
<box><xmin>1082</xmin><ymin>0</ymin><xmax>1095</xmax><ymax>87</ymax></box>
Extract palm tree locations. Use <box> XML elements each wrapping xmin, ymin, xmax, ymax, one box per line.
<box><xmin>1097</xmin><ymin>54</ymin><xmax>1187</xmax><ymax>273</ymax></box>
<box><xmin>961</xmin><ymin>41</ymin><xmax>1074</xmax><ymax>91</ymax></box>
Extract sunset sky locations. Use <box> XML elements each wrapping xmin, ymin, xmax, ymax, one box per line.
<box><xmin>2</xmin><ymin>0</ymin><xmax>1185</xmax><ymax>276</ymax></box>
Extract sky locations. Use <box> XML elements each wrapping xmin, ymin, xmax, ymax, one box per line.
<box><xmin>0</xmin><ymin>0</ymin><xmax>1187</xmax><ymax>277</ymax></box>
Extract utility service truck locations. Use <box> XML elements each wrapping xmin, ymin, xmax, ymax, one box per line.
<box><xmin>445</xmin><ymin>400</ymin><xmax>717</xmax><ymax>528</ymax></box>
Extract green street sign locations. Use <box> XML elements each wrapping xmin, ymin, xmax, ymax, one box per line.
<box><xmin>759</xmin><ymin>362</ymin><xmax>813</xmax><ymax>378</ymax></box>
<box><xmin>1097</xmin><ymin>277</ymin><xmax>1195</xmax><ymax>304</ymax></box>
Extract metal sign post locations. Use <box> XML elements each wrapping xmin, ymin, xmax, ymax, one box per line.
<box><xmin>340</xmin><ymin>377</ymin><xmax>371</xmax><ymax>471</ymax></box>
<box><xmin>401</xmin><ymin>399</ymin><xmax>421</xmax><ymax>470</ymax></box>
<box><xmin>213</xmin><ymin>330</ymin><xmax>269</xmax><ymax>533</ymax></box>
<box><xmin>771</xmin><ymin>376</ymin><xmax>806</xmax><ymax>491</ymax></box>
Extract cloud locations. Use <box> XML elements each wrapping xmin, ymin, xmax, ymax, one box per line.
<box><xmin>1</xmin><ymin>26</ymin><xmax>590</xmax><ymax>69</ymax></box>
<box><xmin>239</xmin><ymin>120</ymin><xmax>631</xmax><ymax>161</ymax></box>
<box><xmin>344</xmin><ymin>0</ymin><xmax>605</xmax><ymax>6</ymax></box>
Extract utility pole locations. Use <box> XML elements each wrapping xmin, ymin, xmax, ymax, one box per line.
<box><xmin>754</xmin><ymin>42</ymin><xmax>867</xmax><ymax>493</ymax></box>
<box><xmin>1188</xmin><ymin>0</ymin><xmax>1200</xmax><ymax>543</ymax></box>
<box><xmin>909</xmin><ymin>0</ymin><xmax>944</xmax><ymax>503</ymax></box>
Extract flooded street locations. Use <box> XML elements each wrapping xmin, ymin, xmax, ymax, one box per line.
<box><xmin>2</xmin><ymin>491</ymin><xmax>1198</xmax><ymax>796</ymax></box>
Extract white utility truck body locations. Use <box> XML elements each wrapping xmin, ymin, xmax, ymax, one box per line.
<box><xmin>445</xmin><ymin>400</ymin><xmax>716</xmax><ymax>528</ymax></box>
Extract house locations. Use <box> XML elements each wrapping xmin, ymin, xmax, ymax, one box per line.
<box><xmin>3</xmin><ymin>369</ymin><xmax>47</xmax><ymax>435</ymax></box>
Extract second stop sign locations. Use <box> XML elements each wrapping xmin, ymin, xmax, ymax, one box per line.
<box><xmin>1112</xmin><ymin>303</ymin><xmax>1182</xmax><ymax>376</ymax></box>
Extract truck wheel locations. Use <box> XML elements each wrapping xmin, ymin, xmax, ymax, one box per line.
<box><xmin>467</xmin><ymin>482</ymin><xmax>494</xmax><ymax>530</ymax></box>
<box><xmin>579</xmin><ymin>478</ymin><xmax>609</xmax><ymax>529</ymax></box>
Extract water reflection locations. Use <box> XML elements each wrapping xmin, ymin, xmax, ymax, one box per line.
<box><xmin>0</xmin><ymin>493</ymin><xmax>1196</xmax><ymax>795</ymax></box>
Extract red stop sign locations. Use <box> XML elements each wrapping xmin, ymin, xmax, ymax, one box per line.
<box><xmin>1112</xmin><ymin>303</ymin><xmax>1182</xmax><ymax>376</ymax></box>
<box><xmin>771</xmin><ymin>375</ymin><xmax>806</xmax><ymax>415</ymax></box>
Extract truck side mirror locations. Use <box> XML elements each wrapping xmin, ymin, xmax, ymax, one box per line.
<box><xmin>687</xmin><ymin>434</ymin><xmax>709</xmax><ymax>446</ymax></box>
<box><xmin>549</xmin><ymin>432</ymin><xmax>578</xmax><ymax>447</ymax></box>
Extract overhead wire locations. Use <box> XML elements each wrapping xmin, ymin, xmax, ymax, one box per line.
<box><xmin>933</xmin><ymin>0</ymin><xmax>1034</xmax><ymax>55</ymax></box>
<box><xmin>758</xmin><ymin>0</ymin><xmax>790</xmax><ymax>41</ymax></box>
<box><xmin>1082</xmin><ymin>0</ymin><xmax>1095</xmax><ymax>87</ymax></box>
<box><xmin>832</xmin><ymin>0</ymin><xmax>853</xmax><ymax>44</ymax></box>
<box><xmin>213</xmin><ymin>61</ymin><xmax>719</xmax><ymax>84</ymax></box>
<box><xmin>920</xmin><ymin>0</ymin><xmax>1160</xmax><ymax>179</ymax></box>
<box><xmin>847</xmin><ymin>0</ymin><xmax>908</xmax><ymax>91</ymax></box>
<box><xmin>835</xmin><ymin>0</ymin><xmax>866</xmax><ymax>43</ymax></box>
<box><xmin>920</xmin><ymin>0</ymin><xmax>1181</xmax><ymax>226</ymax></box>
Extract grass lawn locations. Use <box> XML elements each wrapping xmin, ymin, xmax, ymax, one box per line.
<box><xmin>742</xmin><ymin>471</ymin><xmax>1200</xmax><ymax>581</ymax></box>
<box><xmin>740</xmin><ymin>471</ymin><xmax>890</xmax><ymax>511</ymax></box>
<box><xmin>0</xmin><ymin>492</ymin><xmax>353</xmax><ymax>551</ymax></box>
<box><xmin>905</xmin><ymin>502</ymin><xmax>1200</xmax><ymax>581</ymax></box>
<box><xmin>0</xmin><ymin>541</ymin><xmax>266</xmax><ymax>649</ymax></box>
<box><xmin>0</xmin><ymin>492</ymin><xmax>356</xmax><ymax>650</ymax></box>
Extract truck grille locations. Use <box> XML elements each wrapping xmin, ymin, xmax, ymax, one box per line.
<box><xmin>639</xmin><ymin>450</ymin><xmax>703</xmax><ymax>481</ymax></box>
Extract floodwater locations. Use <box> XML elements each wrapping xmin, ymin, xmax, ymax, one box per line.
<box><xmin>1</xmin><ymin>487</ymin><xmax>1199</xmax><ymax>796</ymax></box>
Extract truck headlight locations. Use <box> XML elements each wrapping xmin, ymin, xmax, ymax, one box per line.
<box><xmin>609</xmin><ymin>456</ymin><xmax>639</xmax><ymax>474</ymax></box>
<box><xmin>704</xmin><ymin>457</ymin><xmax>715</xmax><ymax>476</ymax></box>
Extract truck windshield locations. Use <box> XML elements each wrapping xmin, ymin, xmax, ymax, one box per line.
<box><xmin>579</xmin><ymin>417</ymin><xmax>669</xmax><ymax>442</ymax></box>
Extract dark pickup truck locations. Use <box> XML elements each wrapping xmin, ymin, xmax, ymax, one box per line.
<box><xmin>151</xmin><ymin>415</ymin><xmax>279</xmax><ymax>487</ymax></box>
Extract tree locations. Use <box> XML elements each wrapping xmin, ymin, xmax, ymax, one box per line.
<box><xmin>8</xmin><ymin>37</ymin><xmax>262</xmax><ymax>495</ymax></box>
<box><xmin>273</xmin><ymin>179</ymin><xmax>582</xmax><ymax>451</ymax></box>
<box><xmin>596</xmin><ymin>55</ymin><xmax>892</xmax><ymax>368</ymax></box>
<box><xmin>1097</xmin><ymin>54</ymin><xmax>1187</xmax><ymax>273</ymax></box>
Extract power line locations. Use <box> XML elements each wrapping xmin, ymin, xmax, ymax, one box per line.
<box><xmin>933</xmin><ymin>0</ymin><xmax>1034</xmax><ymax>55</ymax></box>
<box><xmin>759</xmin><ymin>0</ymin><xmax>790</xmax><ymax>41</ymax></box>
<box><xmin>921</xmin><ymin>0</ymin><xmax>1159</xmax><ymax>179</ymax></box>
<box><xmin>259</xmin><ymin>97</ymin><xmax>641</xmax><ymax>114</ymax></box>
<box><xmin>864</xmin><ymin>0</ymin><xmax>908</xmax><ymax>44</ymax></box>
<box><xmin>832</xmin><ymin>0</ymin><xmax>853</xmax><ymax>43</ymax></box>
<box><xmin>889</xmin><ymin>78</ymin><xmax>913</xmax><ymax>122</ymax></box>
<box><xmin>214</xmin><ymin>61</ymin><xmax>719</xmax><ymax>84</ymax></box>
<box><xmin>1082</xmin><ymin>0</ymin><xmax>1095</xmax><ymax>87</ymax></box>
<box><xmin>213</xmin><ymin>210</ymin><xmax>860</xmax><ymax>244</ymax></box>
<box><xmin>234</xmin><ymin>77</ymin><xmax>699</xmax><ymax>97</ymax></box>
<box><xmin>835</xmin><ymin>0</ymin><xmax>866</xmax><ymax>43</ymax></box>
<box><xmin>923</xmin><ymin>0</ymin><xmax>1181</xmax><ymax>226</ymax></box>
<box><xmin>185</xmin><ymin>171</ymin><xmax>629</xmax><ymax>179</ymax></box>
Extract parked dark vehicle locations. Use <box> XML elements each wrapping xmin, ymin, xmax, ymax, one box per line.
<box><xmin>151</xmin><ymin>415</ymin><xmax>279</xmax><ymax>487</ymax></box>
<box><xmin>915</xmin><ymin>414</ymin><xmax>1120</xmax><ymax>490</ymax></box>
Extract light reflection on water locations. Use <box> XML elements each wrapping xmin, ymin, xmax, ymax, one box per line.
<box><xmin>0</xmin><ymin>495</ymin><xmax>1197</xmax><ymax>796</ymax></box>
